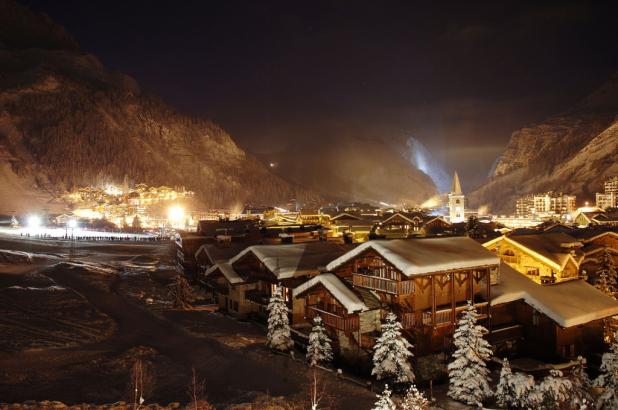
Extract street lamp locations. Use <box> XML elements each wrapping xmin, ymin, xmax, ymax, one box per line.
<box><xmin>168</xmin><ymin>206</ymin><xmax>185</xmax><ymax>229</ymax></box>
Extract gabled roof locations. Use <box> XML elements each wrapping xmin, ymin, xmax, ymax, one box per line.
<box><xmin>326</xmin><ymin>237</ymin><xmax>499</xmax><ymax>277</ymax></box>
<box><xmin>492</xmin><ymin>262</ymin><xmax>618</xmax><ymax>328</ymax></box>
<box><xmin>568</xmin><ymin>228</ymin><xmax>618</xmax><ymax>242</ymax></box>
<box><xmin>204</xmin><ymin>262</ymin><xmax>245</xmax><ymax>284</ymax></box>
<box><xmin>293</xmin><ymin>273</ymin><xmax>367</xmax><ymax>314</ymax></box>
<box><xmin>380</xmin><ymin>212</ymin><xmax>427</xmax><ymax>225</ymax></box>
<box><xmin>231</xmin><ymin>242</ymin><xmax>354</xmax><ymax>280</ymax></box>
<box><xmin>331</xmin><ymin>212</ymin><xmax>362</xmax><ymax>221</ymax></box>
<box><xmin>484</xmin><ymin>233</ymin><xmax>584</xmax><ymax>271</ymax></box>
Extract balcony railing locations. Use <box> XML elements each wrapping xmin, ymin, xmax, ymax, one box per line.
<box><xmin>422</xmin><ymin>302</ymin><xmax>489</xmax><ymax>327</ymax></box>
<box><xmin>307</xmin><ymin>305</ymin><xmax>359</xmax><ymax>332</ymax></box>
<box><xmin>352</xmin><ymin>273</ymin><xmax>414</xmax><ymax>295</ymax></box>
<box><xmin>489</xmin><ymin>324</ymin><xmax>523</xmax><ymax>343</ymax></box>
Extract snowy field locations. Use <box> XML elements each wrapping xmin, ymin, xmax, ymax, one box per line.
<box><xmin>0</xmin><ymin>226</ymin><xmax>157</xmax><ymax>240</ymax></box>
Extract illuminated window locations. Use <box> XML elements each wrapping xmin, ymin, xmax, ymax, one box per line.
<box><xmin>526</xmin><ymin>267</ymin><xmax>539</xmax><ymax>276</ymax></box>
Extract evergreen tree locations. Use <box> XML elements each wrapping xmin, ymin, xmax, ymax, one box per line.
<box><xmin>306</xmin><ymin>316</ymin><xmax>333</xmax><ymax>366</ymax></box>
<box><xmin>372</xmin><ymin>384</ymin><xmax>396</xmax><ymax>410</ymax></box>
<box><xmin>533</xmin><ymin>369</ymin><xmax>572</xmax><ymax>410</ymax></box>
<box><xmin>465</xmin><ymin>216</ymin><xmax>481</xmax><ymax>238</ymax></box>
<box><xmin>595</xmin><ymin>330</ymin><xmax>618</xmax><ymax>410</ymax></box>
<box><xmin>495</xmin><ymin>358</ymin><xmax>534</xmax><ymax>409</ymax></box>
<box><xmin>595</xmin><ymin>248</ymin><xmax>617</xmax><ymax>297</ymax></box>
<box><xmin>372</xmin><ymin>313</ymin><xmax>414</xmax><ymax>385</ymax></box>
<box><xmin>267</xmin><ymin>286</ymin><xmax>293</xmax><ymax>352</ymax></box>
<box><xmin>570</xmin><ymin>356</ymin><xmax>594</xmax><ymax>410</ymax></box>
<box><xmin>400</xmin><ymin>384</ymin><xmax>429</xmax><ymax>410</ymax></box>
<box><xmin>447</xmin><ymin>301</ymin><xmax>493</xmax><ymax>407</ymax></box>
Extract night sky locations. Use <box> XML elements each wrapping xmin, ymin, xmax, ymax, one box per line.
<box><xmin>22</xmin><ymin>0</ymin><xmax>618</xmax><ymax>191</ymax></box>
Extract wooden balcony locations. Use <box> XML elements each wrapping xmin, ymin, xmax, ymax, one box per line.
<box><xmin>489</xmin><ymin>324</ymin><xmax>523</xmax><ymax>343</ymax></box>
<box><xmin>380</xmin><ymin>310</ymin><xmax>416</xmax><ymax>328</ymax></box>
<box><xmin>307</xmin><ymin>305</ymin><xmax>359</xmax><ymax>332</ymax></box>
<box><xmin>352</xmin><ymin>273</ymin><xmax>414</xmax><ymax>295</ymax></box>
<box><xmin>422</xmin><ymin>302</ymin><xmax>489</xmax><ymax>327</ymax></box>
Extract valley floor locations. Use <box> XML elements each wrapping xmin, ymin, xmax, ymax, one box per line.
<box><xmin>0</xmin><ymin>237</ymin><xmax>377</xmax><ymax>409</ymax></box>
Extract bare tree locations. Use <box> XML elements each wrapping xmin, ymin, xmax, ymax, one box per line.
<box><xmin>186</xmin><ymin>367</ymin><xmax>214</xmax><ymax>410</ymax></box>
<box><xmin>129</xmin><ymin>358</ymin><xmax>156</xmax><ymax>409</ymax></box>
<box><xmin>306</xmin><ymin>368</ymin><xmax>337</xmax><ymax>410</ymax></box>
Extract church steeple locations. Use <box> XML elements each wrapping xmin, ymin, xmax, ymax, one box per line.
<box><xmin>451</xmin><ymin>171</ymin><xmax>462</xmax><ymax>194</ymax></box>
<box><xmin>448</xmin><ymin>171</ymin><xmax>465</xmax><ymax>223</ymax></box>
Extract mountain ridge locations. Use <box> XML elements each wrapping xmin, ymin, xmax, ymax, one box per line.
<box><xmin>470</xmin><ymin>73</ymin><xmax>618</xmax><ymax>213</ymax></box>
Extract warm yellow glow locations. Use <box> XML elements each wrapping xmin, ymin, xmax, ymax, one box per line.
<box><xmin>168</xmin><ymin>206</ymin><xmax>185</xmax><ymax>227</ymax></box>
<box><xmin>27</xmin><ymin>215</ymin><xmax>41</xmax><ymax>228</ymax></box>
<box><xmin>421</xmin><ymin>195</ymin><xmax>441</xmax><ymax>208</ymax></box>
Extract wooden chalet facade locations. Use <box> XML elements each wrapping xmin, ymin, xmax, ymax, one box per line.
<box><xmin>324</xmin><ymin>238</ymin><xmax>500</xmax><ymax>354</ymax></box>
<box><xmin>375</xmin><ymin>212</ymin><xmax>451</xmax><ymax>238</ymax></box>
<box><xmin>202</xmin><ymin>242</ymin><xmax>352</xmax><ymax>320</ymax></box>
<box><xmin>292</xmin><ymin>274</ymin><xmax>381</xmax><ymax>359</ymax></box>
<box><xmin>491</xmin><ymin>262</ymin><xmax>618</xmax><ymax>360</ymax></box>
<box><xmin>483</xmin><ymin>233</ymin><xmax>582</xmax><ymax>285</ymax></box>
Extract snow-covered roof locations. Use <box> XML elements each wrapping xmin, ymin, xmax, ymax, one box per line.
<box><xmin>484</xmin><ymin>233</ymin><xmax>584</xmax><ymax>271</ymax></box>
<box><xmin>230</xmin><ymin>242</ymin><xmax>353</xmax><ymax>280</ymax></box>
<box><xmin>326</xmin><ymin>237</ymin><xmax>500</xmax><ymax>277</ymax></box>
<box><xmin>204</xmin><ymin>262</ymin><xmax>245</xmax><ymax>284</ymax></box>
<box><xmin>492</xmin><ymin>262</ymin><xmax>618</xmax><ymax>328</ymax></box>
<box><xmin>293</xmin><ymin>273</ymin><xmax>368</xmax><ymax>313</ymax></box>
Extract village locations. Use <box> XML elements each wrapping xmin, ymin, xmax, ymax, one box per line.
<box><xmin>167</xmin><ymin>173</ymin><xmax>618</xmax><ymax>409</ymax></box>
<box><xmin>1</xmin><ymin>173</ymin><xmax>618</xmax><ymax>408</ymax></box>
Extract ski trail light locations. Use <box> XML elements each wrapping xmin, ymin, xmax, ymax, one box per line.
<box><xmin>27</xmin><ymin>215</ymin><xmax>42</xmax><ymax>228</ymax></box>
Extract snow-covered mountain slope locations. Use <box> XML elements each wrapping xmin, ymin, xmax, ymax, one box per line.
<box><xmin>0</xmin><ymin>0</ymin><xmax>317</xmax><ymax>212</ymax></box>
<box><xmin>470</xmin><ymin>74</ymin><xmax>618</xmax><ymax>213</ymax></box>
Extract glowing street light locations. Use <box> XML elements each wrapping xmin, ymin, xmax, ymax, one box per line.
<box><xmin>68</xmin><ymin>219</ymin><xmax>78</xmax><ymax>229</ymax></box>
<box><xmin>168</xmin><ymin>206</ymin><xmax>185</xmax><ymax>228</ymax></box>
<box><xmin>27</xmin><ymin>215</ymin><xmax>42</xmax><ymax>228</ymax></box>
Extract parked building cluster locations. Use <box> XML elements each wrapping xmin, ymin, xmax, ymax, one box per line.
<box><xmin>596</xmin><ymin>176</ymin><xmax>618</xmax><ymax>210</ymax></box>
<box><xmin>175</xmin><ymin>210</ymin><xmax>618</xmax><ymax>375</ymax></box>
<box><xmin>515</xmin><ymin>191</ymin><xmax>577</xmax><ymax>218</ymax></box>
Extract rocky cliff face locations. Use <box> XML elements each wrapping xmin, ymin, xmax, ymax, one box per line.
<box><xmin>471</xmin><ymin>74</ymin><xmax>618</xmax><ymax>213</ymax></box>
<box><xmin>0</xmin><ymin>0</ymin><xmax>315</xmax><ymax>212</ymax></box>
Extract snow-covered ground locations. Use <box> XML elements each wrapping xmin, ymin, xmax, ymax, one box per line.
<box><xmin>0</xmin><ymin>226</ymin><xmax>156</xmax><ymax>240</ymax></box>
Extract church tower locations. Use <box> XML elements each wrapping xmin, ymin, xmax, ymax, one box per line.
<box><xmin>448</xmin><ymin>171</ymin><xmax>465</xmax><ymax>223</ymax></box>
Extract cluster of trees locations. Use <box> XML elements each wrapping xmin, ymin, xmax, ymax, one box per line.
<box><xmin>6</xmin><ymin>68</ymin><xmax>317</xmax><ymax>208</ymax></box>
<box><xmin>266</xmin><ymin>285</ymin><xmax>618</xmax><ymax>410</ymax></box>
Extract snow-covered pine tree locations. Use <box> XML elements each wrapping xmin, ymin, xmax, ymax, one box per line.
<box><xmin>447</xmin><ymin>301</ymin><xmax>493</xmax><ymax>407</ymax></box>
<box><xmin>495</xmin><ymin>358</ymin><xmax>534</xmax><ymax>409</ymax></box>
<box><xmin>371</xmin><ymin>312</ymin><xmax>414</xmax><ymax>385</ymax></box>
<box><xmin>533</xmin><ymin>369</ymin><xmax>573</xmax><ymax>410</ymax></box>
<box><xmin>595</xmin><ymin>330</ymin><xmax>618</xmax><ymax>410</ymax></box>
<box><xmin>570</xmin><ymin>356</ymin><xmax>594</xmax><ymax>410</ymax></box>
<box><xmin>400</xmin><ymin>383</ymin><xmax>429</xmax><ymax>410</ymax></box>
<box><xmin>266</xmin><ymin>286</ymin><xmax>293</xmax><ymax>351</ymax></box>
<box><xmin>306</xmin><ymin>315</ymin><xmax>333</xmax><ymax>366</ymax></box>
<box><xmin>595</xmin><ymin>248</ymin><xmax>617</xmax><ymax>297</ymax></box>
<box><xmin>372</xmin><ymin>384</ymin><xmax>397</xmax><ymax>410</ymax></box>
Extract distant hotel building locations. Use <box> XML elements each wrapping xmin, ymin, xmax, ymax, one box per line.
<box><xmin>596</xmin><ymin>176</ymin><xmax>618</xmax><ymax>210</ymax></box>
<box><xmin>515</xmin><ymin>192</ymin><xmax>576</xmax><ymax>217</ymax></box>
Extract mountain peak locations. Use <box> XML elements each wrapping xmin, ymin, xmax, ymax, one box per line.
<box><xmin>0</xmin><ymin>0</ymin><xmax>79</xmax><ymax>51</ymax></box>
